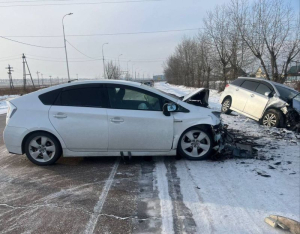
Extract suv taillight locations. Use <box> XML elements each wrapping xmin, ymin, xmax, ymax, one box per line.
<box><xmin>6</xmin><ymin>101</ymin><xmax>17</xmax><ymax>124</ymax></box>
<box><xmin>225</xmin><ymin>84</ymin><xmax>229</xmax><ymax>88</ymax></box>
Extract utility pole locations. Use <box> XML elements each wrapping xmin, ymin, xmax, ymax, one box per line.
<box><xmin>102</xmin><ymin>43</ymin><xmax>109</xmax><ymax>79</ymax></box>
<box><xmin>41</xmin><ymin>73</ymin><xmax>44</xmax><ymax>86</ymax></box>
<box><xmin>127</xmin><ymin>60</ymin><xmax>131</xmax><ymax>80</ymax></box>
<box><xmin>22</xmin><ymin>54</ymin><xmax>35</xmax><ymax>89</ymax></box>
<box><xmin>5</xmin><ymin>64</ymin><xmax>14</xmax><ymax>90</ymax></box>
<box><xmin>62</xmin><ymin>13</ymin><xmax>73</xmax><ymax>81</ymax></box>
<box><xmin>36</xmin><ymin>71</ymin><xmax>40</xmax><ymax>87</ymax></box>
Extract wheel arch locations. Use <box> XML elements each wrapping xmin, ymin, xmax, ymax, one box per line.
<box><xmin>175</xmin><ymin>124</ymin><xmax>214</xmax><ymax>152</ymax></box>
<box><xmin>260</xmin><ymin>107</ymin><xmax>285</xmax><ymax>127</ymax></box>
<box><xmin>221</xmin><ymin>95</ymin><xmax>232</xmax><ymax>103</ymax></box>
<box><xmin>21</xmin><ymin>130</ymin><xmax>63</xmax><ymax>154</ymax></box>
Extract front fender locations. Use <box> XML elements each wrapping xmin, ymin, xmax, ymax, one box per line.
<box><xmin>172</xmin><ymin>111</ymin><xmax>220</xmax><ymax>149</ymax></box>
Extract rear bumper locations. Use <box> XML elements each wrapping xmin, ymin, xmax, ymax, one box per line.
<box><xmin>3</xmin><ymin>126</ymin><xmax>28</xmax><ymax>155</ymax></box>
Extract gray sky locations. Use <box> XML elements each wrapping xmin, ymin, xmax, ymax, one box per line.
<box><xmin>0</xmin><ymin>0</ymin><xmax>298</xmax><ymax>80</ymax></box>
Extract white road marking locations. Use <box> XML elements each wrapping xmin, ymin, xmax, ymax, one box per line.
<box><xmin>84</xmin><ymin>158</ymin><xmax>120</xmax><ymax>234</ymax></box>
<box><xmin>155</xmin><ymin>157</ymin><xmax>174</xmax><ymax>234</ymax></box>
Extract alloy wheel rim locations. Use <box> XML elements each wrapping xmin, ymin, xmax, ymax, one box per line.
<box><xmin>263</xmin><ymin>113</ymin><xmax>277</xmax><ymax>127</ymax></box>
<box><xmin>222</xmin><ymin>100</ymin><xmax>230</xmax><ymax>112</ymax></box>
<box><xmin>181</xmin><ymin>130</ymin><xmax>211</xmax><ymax>157</ymax></box>
<box><xmin>29</xmin><ymin>136</ymin><xmax>56</xmax><ymax>162</ymax></box>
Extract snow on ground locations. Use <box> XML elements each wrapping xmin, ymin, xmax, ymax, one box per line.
<box><xmin>0</xmin><ymin>96</ymin><xmax>18</xmax><ymax>115</ymax></box>
<box><xmin>155</xmin><ymin>82</ymin><xmax>300</xmax><ymax>233</ymax></box>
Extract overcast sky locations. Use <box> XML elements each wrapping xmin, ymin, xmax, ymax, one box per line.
<box><xmin>0</xmin><ymin>0</ymin><xmax>299</xmax><ymax>81</ymax></box>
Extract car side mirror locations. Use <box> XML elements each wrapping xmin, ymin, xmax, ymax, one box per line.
<box><xmin>163</xmin><ymin>103</ymin><xmax>177</xmax><ymax>116</ymax></box>
<box><xmin>264</xmin><ymin>92</ymin><xmax>272</xmax><ymax>97</ymax></box>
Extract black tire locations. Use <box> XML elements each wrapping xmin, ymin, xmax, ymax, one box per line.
<box><xmin>221</xmin><ymin>97</ymin><xmax>232</xmax><ymax>114</ymax></box>
<box><xmin>24</xmin><ymin>132</ymin><xmax>62</xmax><ymax>166</ymax></box>
<box><xmin>260</xmin><ymin>109</ymin><xmax>283</xmax><ymax>128</ymax></box>
<box><xmin>178</xmin><ymin>126</ymin><xmax>214</xmax><ymax>160</ymax></box>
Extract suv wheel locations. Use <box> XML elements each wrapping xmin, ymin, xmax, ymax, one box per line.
<box><xmin>221</xmin><ymin>98</ymin><xmax>232</xmax><ymax>114</ymax></box>
<box><xmin>178</xmin><ymin>127</ymin><xmax>213</xmax><ymax>160</ymax></box>
<box><xmin>25</xmin><ymin>132</ymin><xmax>62</xmax><ymax>166</ymax></box>
<box><xmin>261</xmin><ymin>109</ymin><xmax>283</xmax><ymax>128</ymax></box>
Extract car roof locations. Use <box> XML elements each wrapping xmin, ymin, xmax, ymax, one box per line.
<box><xmin>29</xmin><ymin>79</ymin><xmax>179</xmax><ymax>102</ymax></box>
<box><xmin>237</xmin><ymin>77</ymin><xmax>297</xmax><ymax>92</ymax></box>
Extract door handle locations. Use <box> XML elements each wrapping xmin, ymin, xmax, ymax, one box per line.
<box><xmin>110</xmin><ymin>117</ymin><xmax>124</xmax><ymax>123</ymax></box>
<box><xmin>250</xmin><ymin>94</ymin><xmax>254</xmax><ymax>97</ymax></box>
<box><xmin>53</xmin><ymin>113</ymin><xmax>67</xmax><ymax>118</ymax></box>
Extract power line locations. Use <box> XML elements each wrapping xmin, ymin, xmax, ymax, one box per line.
<box><xmin>2</xmin><ymin>28</ymin><xmax>202</xmax><ymax>38</ymax></box>
<box><xmin>0</xmin><ymin>0</ymin><xmax>163</xmax><ymax>7</ymax></box>
<box><xmin>0</xmin><ymin>36</ymin><xmax>64</xmax><ymax>48</ymax></box>
<box><xmin>66</xmin><ymin>40</ymin><xmax>101</xmax><ymax>60</ymax></box>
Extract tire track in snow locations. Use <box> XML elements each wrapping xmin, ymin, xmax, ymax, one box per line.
<box><xmin>155</xmin><ymin>157</ymin><xmax>174</xmax><ymax>234</ymax></box>
<box><xmin>84</xmin><ymin>158</ymin><xmax>120</xmax><ymax>234</ymax></box>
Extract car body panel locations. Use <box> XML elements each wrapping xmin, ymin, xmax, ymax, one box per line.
<box><xmin>49</xmin><ymin>105</ymin><xmax>109</xmax><ymax>152</ymax></box>
<box><xmin>4</xmin><ymin>80</ymin><xmax>221</xmax><ymax>157</ymax></box>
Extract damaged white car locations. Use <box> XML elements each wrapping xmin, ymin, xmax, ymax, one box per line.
<box><xmin>220</xmin><ymin>77</ymin><xmax>300</xmax><ymax>131</ymax></box>
<box><xmin>4</xmin><ymin>80</ymin><xmax>222</xmax><ymax>165</ymax></box>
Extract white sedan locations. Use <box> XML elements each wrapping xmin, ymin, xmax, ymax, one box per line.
<box><xmin>4</xmin><ymin>80</ymin><xmax>222</xmax><ymax>165</ymax></box>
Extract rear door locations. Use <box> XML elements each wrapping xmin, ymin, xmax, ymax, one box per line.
<box><xmin>49</xmin><ymin>84</ymin><xmax>109</xmax><ymax>152</ymax></box>
<box><xmin>106</xmin><ymin>84</ymin><xmax>173</xmax><ymax>151</ymax></box>
<box><xmin>243</xmin><ymin>83</ymin><xmax>272</xmax><ymax>119</ymax></box>
<box><xmin>233</xmin><ymin>80</ymin><xmax>259</xmax><ymax>111</ymax></box>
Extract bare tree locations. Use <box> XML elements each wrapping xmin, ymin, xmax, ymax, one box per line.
<box><xmin>105</xmin><ymin>61</ymin><xmax>121</xmax><ymax>80</ymax></box>
<box><xmin>231</xmin><ymin>0</ymin><xmax>300</xmax><ymax>82</ymax></box>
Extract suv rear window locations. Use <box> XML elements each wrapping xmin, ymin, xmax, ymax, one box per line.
<box><xmin>241</xmin><ymin>81</ymin><xmax>259</xmax><ymax>91</ymax></box>
<box><xmin>39</xmin><ymin>89</ymin><xmax>61</xmax><ymax>105</ymax></box>
<box><xmin>231</xmin><ymin>79</ymin><xmax>244</xmax><ymax>87</ymax></box>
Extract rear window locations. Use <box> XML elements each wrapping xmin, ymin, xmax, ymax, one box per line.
<box><xmin>55</xmin><ymin>87</ymin><xmax>104</xmax><ymax>108</ymax></box>
<box><xmin>231</xmin><ymin>79</ymin><xmax>244</xmax><ymax>87</ymax></box>
<box><xmin>241</xmin><ymin>81</ymin><xmax>259</xmax><ymax>91</ymax></box>
<box><xmin>38</xmin><ymin>89</ymin><xmax>61</xmax><ymax>105</ymax></box>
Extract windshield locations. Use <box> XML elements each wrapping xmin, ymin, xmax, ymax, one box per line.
<box><xmin>274</xmin><ymin>85</ymin><xmax>299</xmax><ymax>102</ymax></box>
<box><xmin>143</xmin><ymin>85</ymin><xmax>181</xmax><ymax>100</ymax></box>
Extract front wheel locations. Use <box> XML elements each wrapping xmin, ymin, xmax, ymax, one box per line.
<box><xmin>260</xmin><ymin>109</ymin><xmax>283</xmax><ymax>128</ymax></box>
<box><xmin>178</xmin><ymin>127</ymin><xmax>214</xmax><ymax>160</ymax></box>
<box><xmin>24</xmin><ymin>132</ymin><xmax>62</xmax><ymax>166</ymax></box>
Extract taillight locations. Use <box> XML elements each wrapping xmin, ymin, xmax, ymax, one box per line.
<box><xmin>225</xmin><ymin>84</ymin><xmax>230</xmax><ymax>88</ymax></box>
<box><xmin>6</xmin><ymin>101</ymin><xmax>17</xmax><ymax>124</ymax></box>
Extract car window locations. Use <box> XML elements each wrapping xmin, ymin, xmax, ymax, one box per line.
<box><xmin>56</xmin><ymin>87</ymin><xmax>104</xmax><ymax>107</ymax></box>
<box><xmin>39</xmin><ymin>88</ymin><xmax>61</xmax><ymax>105</ymax></box>
<box><xmin>231</xmin><ymin>79</ymin><xmax>244</xmax><ymax>87</ymax></box>
<box><xmin>241</xmin><ymin>81</ymin><xmax>259</xmax><ymax>91</ymax></box>
<box><xmin>108</xmin><ymin>86</ymin><xmax>162</xmax><ymax>111</ymax></box>
<box><xmin>255</xmin><ymin>84</ymin><xmax>272</xmax><ymax>95</ymax></box>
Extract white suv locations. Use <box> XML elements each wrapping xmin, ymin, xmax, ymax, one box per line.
<box><xmin>220</xmin><ymin>77</ymin><xmax>300</xmax><ymax>128</ymax></box>
<box><xmin>4</xmin><ymin>80</ymin><xmax>222</xmax><ymax>165</ymax></box>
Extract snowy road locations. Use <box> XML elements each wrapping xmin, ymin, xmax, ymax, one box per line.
<box><xmin>0</xmin><ymin>83</ymin><xmax>299</xmax><ymax>233</ymax></box>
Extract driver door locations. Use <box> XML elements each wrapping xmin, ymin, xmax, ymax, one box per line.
<box><xmin>106</xmin><ymin>84</ymin><xmax>174</xmax><ymax>151</ymax></box>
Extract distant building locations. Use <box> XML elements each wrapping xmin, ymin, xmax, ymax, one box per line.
<box><xmin>287</xmin><ymin>65</ymin><xmax>300</xmax><ymax>82</ymax></box>
<box><xmin>153</xmin><ymin>75</ymin><xmax>166</xmax><ymax>81</ymax></box>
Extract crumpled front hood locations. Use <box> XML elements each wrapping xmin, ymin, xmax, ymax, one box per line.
<box><xmin>182</xmin><ymin>88</ymin><xmax>209</xmax><ymax>107</ymax></box>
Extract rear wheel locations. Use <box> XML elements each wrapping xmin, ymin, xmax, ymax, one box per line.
<box><xmin>25</xmin><ymin>132</ymin><xmax>62</xmax><ymax>166</ymax></box>
<box><xmin>261</xmin><ymin>109</ymin><xmax>283</xmax><ymax>128</ymax></box>
<box><xmin>178</xmin><ymin>127</ymin><xmax>213</xmax><ymax>160</ymax></box>
<box><xmin>221</xmin><ymin>98</ymin><xmax>232</xmax><ymax>114</ymax></box>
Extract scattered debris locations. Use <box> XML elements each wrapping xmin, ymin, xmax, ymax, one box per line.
<box><xmin>254</xmin><ymin>169</ymin><xmax>271</xmax><ymax>177</ymax></box>
<box><xmin>274</xmin><ymin>162</ymin><xmax>281</xmax><ymax>165</ymax></box>
<box><xmin>268</xmin><ymin>165</ymin><xmax>276</xmax><ymax>170</ymax></box>
<box><xmin>265</xmin><ymin>215</ymin><xmax>300</xmax><ymax>234</ymax></box>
